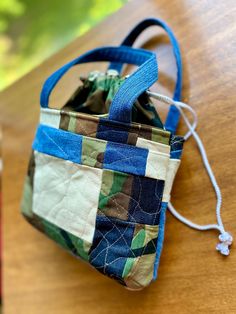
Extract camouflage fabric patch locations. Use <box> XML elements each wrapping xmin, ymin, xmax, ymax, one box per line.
<box><xmin>54</xmin><ymin>70</ymin><xmax>170</xmax><ymax>145</ymax></box>
<box><xmin>123</xmin><ymin>253</ymin><xmax>156</xmax><ymax>289</ymax></box>
<box><xmin>41</xmin><ymin>108</ymin><xmax>171</xmax><ymax>146</ymax></box>
<box><xmin>98</xmin><ymin>169</ymin><xmax>133</xmax><ymax>220</ymax></box>
<box><xmin>82</xmin><ymin>137</ymin><xmax>107</xmax><ymax>168</ymax></box>
<box><xmin>122</xmin><ymin>224</ymin><xmax>158</xmax><ymax>289</ymax></box>
<box><xmin>64</xmin><ymin>71</ymin><xmax>125</xmax><ymax>114</ymax></box>
<box><xmin>60</xmin><ymin>111</ymin><xmax>99</xmax><ymax>137</ymax></box>
<box><xmin>41</xmin><ymin>216</ymin><xmax>91</xmax><ymax>261</ymax></box>
<box><xmin>21</xmin><ymin>176</ymin><xmax>33</xmax><ymax>218</ymax></box>
<box><xmin>63</xmin><ymin>70</ymin><xmax>163</xmax><ymax>129</ymax></box>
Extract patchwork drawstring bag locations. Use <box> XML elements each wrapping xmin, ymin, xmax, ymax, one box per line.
<box><xmin>21</xmin><ymin>18</ymin><xmax>232</xmax><ymax>290</ymax></box>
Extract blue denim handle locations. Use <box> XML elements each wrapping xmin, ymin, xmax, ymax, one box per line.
<box><xmin>108</xmin><ymin>18</ymin><xmax>183</xmax><ymax>132</ymax></box>
<box><xmin>40</xmin><ymin>46</ymin><xmax>158</xmax><ymax>124</ymax></box>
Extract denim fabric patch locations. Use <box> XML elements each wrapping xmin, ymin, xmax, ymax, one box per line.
<box><xmin>89</xmin><ymin>215</ymin><xmax>134</xmax><ymax>280</ymax></box>
<box><xmin>103</xmin><ymin>142</ymin><xmax>148</xmax><ymax>177</ymax></box>
<box><xmin>96</xmin><ymin>117</ymin><xmax>130</xmax><ymax>143</ymax></box>
<box><xmin>128</xmin><ymin>176</ymin><xmax>164</xmax><ymax>225</ymax></box>
<box><xmin>33</xmin><ymin>124</ymin><xmax>82</xmax><ymax>164</ymax></box>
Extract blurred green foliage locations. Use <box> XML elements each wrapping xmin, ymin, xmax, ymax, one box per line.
<box><xmin>0</xmin><ymin>0</ymin><xmax>126</xmax><ymax>90</ymax></box>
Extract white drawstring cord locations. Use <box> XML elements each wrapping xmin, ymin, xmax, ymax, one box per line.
<box><xmin>147</xmin><ymin>91</ymin><xmax>233</xmax><ymax>256</ymax></box>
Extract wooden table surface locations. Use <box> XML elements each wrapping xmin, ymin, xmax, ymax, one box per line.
<box><xmin>1</xmin><ymin>0</ymin><xmax>236</xmax><ymax>313</ymax></box>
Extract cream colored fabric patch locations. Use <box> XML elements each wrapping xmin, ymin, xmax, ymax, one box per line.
<box><xmin>32</xmin><ymin>151</ymin><xmax>102</xmax><ymax>243</ymax></box>
<box><xmin>136</xmin><ymin>137</ymin><xmax>170</xmax><ymax>154</ymax></box>
<box><xmin>163</xmin><ymin>158</ymin><xmax>181</xmax><ymax>202</ymax></box>
<box><xmin>145</xmin><ymin>151</ymin><xmax>169</xmax><ymax>181</ymax></box>
<box><xmin>40</xmin><ymin>108</ymin><xmax>61</xmax><ymax>128</ymax></box>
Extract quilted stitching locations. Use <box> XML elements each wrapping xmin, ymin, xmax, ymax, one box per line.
<box><xmin>21</xmin><ymin>71</ymin><xmax>184</xmax><ymax>290</ymax></box>
<box><xmin>33</xmin><ymin>152</ymin><xmax>102</xmax><ymax>243</ymax></box>
<box><xmin>33</xmin><ymin>124</ymin><xmax>170</xmax><ymax>181</ymax></box>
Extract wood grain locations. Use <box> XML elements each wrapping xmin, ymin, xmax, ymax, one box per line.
<box><xmin>1</xmin><ymin>0</ymin><xmax>236</xmax><ymax>313</ymax></box>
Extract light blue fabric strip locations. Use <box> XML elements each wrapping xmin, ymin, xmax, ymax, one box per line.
<box><xmin>32</xmin><ymin>124</ymin><xmax>83</xmax><ymax>164</ymax></box>
<box><xmin>153</xmin><ymin>202</ymin><xmax>167</xmax><ymax>280</ymax></box>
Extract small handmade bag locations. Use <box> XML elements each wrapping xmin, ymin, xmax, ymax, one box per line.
<box><xmin>21</xmin><ymin>18</ymin><xmax>232</xmax><ymax>290</ymax></box>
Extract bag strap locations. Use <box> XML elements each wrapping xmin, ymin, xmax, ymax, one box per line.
<box><xmin>108</xmin><ymin>17</ymin><xmax>183</xmax><ymax>133</ymax></box>
<box><xmin>40</xmin><ymin>46</ymin><xmax>158</xmax><ymax>125</ymax></box>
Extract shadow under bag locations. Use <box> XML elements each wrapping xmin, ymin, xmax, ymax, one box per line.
<box><xmin>21</xmin><ymin>18</ymin><xmax>186</xmax><ymax>290</ymax></box>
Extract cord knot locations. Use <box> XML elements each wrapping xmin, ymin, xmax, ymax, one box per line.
<box><xmin>216</xmin><ymin>232</ymin><xmax>233</xmax><ymax>256</ymax></box>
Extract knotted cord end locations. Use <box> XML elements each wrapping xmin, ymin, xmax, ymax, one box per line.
<box><xmin>216</xmin><ymin>232</ymin><xmax>233</xmax><ymax>256</ymax></box>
